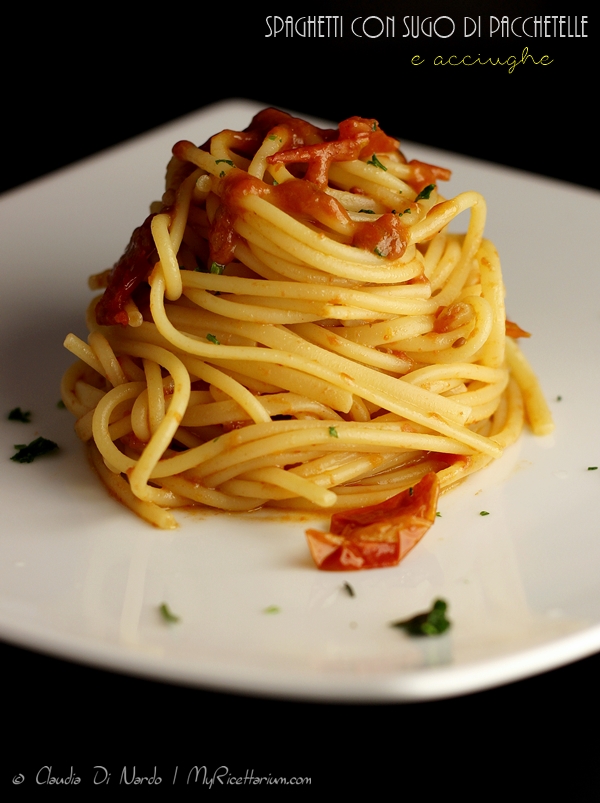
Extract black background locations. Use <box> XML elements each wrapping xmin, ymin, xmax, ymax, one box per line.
<box><xmin>3</xmin><ymin>1</ymin><xmax>598</xmax><ymax>794</ymax></box>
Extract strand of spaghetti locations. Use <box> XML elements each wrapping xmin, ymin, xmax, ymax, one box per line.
<box><xmin>184</xmin><ymin>287</ymin><xmax>326</xmax><ymax>324</ymax></box>
<box><xmin>321</xmin><ymin>316</ymin><xmax>434</xmax><ymax>347</ymax></box>
<box><xmin>505</xmin><ymin>337</ymin><xmax>554</xmax><ymax>435</ymax></box>
<box><xmin>64</xmin><ymin>334</ymin><xmax>106</xmax><ymax>378</ymax></box>
<box><xmin>289</xmin><ymin>322</ymin><xmax>413</xmax><ymax>373</ymax></box>
<box><xmin>175</xmin><ymin>356</ymin><xmax>272</xmax><ymax>424</ymax></box>
<box><xmin>235</xmin><ymin>214</ymin><xmax>419</xmax><ymax>284</ymax></box>
<box><xmin>149</xmin><ymin>270</ymin><xmax>474</xmax><ymax>427</ymax></box>
<box><xmin>158</xmin><ymin>474</ymin><xmax>263</xmax><ymax>511</ymax></box>
<box><xmin>332</xmin><ymin>159</ymin><xmax>415</xmax><ymax>193</ymax></box>
<box><xmin>171</xmin><ymin>140</ymin><xmax>234</xmax><ymax>178</ymax></box>
<box><xmin>90</xmin><ymin>332</ymin><xmax>133</xmax><ymax>385</ymax></box>
<box><xmin>169</xmin><ymin>168</ymin><xmax>202</xmax><ymax>253</ymax></box>
<box><xmin>180</xmin><ymin>271</ymin><xmax>434</xmax><ymax>314</ymax></box>
<box><xmin>408</xmin><ymin>191</ymin><xmax>486</xmax><ymax>249</ymax></box>
<box><xmin>477</xmin><ymin>239</ymin><xmax>505</xmax><ymax>368</ymax></box>
<box><xmin>151</xmin><ymin>213</ymin><xmax>182</xmax><ymax>301</ymax></box>
<box><xmin>248</xmin><ymin>125</ymin><xmax>292</xmax><ymax>178</ymax></box>
<box><xmin>88</xmin><ymin>444</ymin><xmax>178</xmax><ymax>529</ymax></box>
<box><xmin>239</xmin><ymin>240</ymin><xmax>365</xmax><ymax>286</ymax></box>
<box><xmin>239</xmin><ymin>467</ymin><xmax>337</xmax><ymax>507</ymax></box>
<box><xmin>195</xmin><ymin>422</ymin><xmax>474</xmax><ymax>480</ymax></box>
<box><xmin>401</xmin><ymin>295</ymin><xmax>494</xmax><ymax>363</ymax></box>
<box><xmin>238</xmin><ymin>193</ymin><xmax>411</xmax><ymax>266</ymax></box>
<box><xmin>181</xmin><ymin>393</ymin><xmax>343</xmax><ymax>428</ymax></box>
<box><xmin>167</xmin><ymin>320</ymin><xmax>502</xmax><ymax>460</ymax></box>
<box><xmin>61</xmin><ymin>361</ymin><xmax>102</xmax><ymax>418</ymax></box>
<box><xmin>92</xmin><ymin>382</ymin><xmax>146</xmax><ymax>474</ymax></box>
<box><xmin>144</xmin><ymin>359</ymin><xmax>165</xmax><ymax>435</ymax></box>
<box><xmin>203</xmin><ymin>357</ymin><xmax>353</xmax><ymax>412</ymax></box>
<box><xmin>90</xmin><ymin>342</ymin><xmax>191</xmax><ymax>500</ymax></box>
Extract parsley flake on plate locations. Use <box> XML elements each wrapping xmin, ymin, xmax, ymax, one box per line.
<box><xmin>159</xmin><ymin>603</ymin><xmax>181</xmax><ymax>623</ymax></box>
<box><xmin>8</xmin><ymin>407</ymin><xmax>31</xmax><ymax>422</ymax></box>
<box><xmin>11</xmin><ymin>437</ymin><xmax>58</xmax><ymax>463</ymax></box>
<box><xmin>391</xmin><ymin>599</ymin><xmax>451</xmax><ymax>637</ymax></box>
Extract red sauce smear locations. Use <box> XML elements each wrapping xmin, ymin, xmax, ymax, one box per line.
<box><xmin>267</xmin><ymin>116</ymin><xmax>400</xmax><ymax>189</ymax></box>
<box><xmin>95</xmin><ymin>215</ymin><xmax>158</xmax><ymax>327</ymax></box>
<box><xmin>305</xmin><ymin>472</ymin><xmax>439</xmax><ymax>570</ymax></box>
<box><xmin>95</xmin><ymin>110</ymin><xmax>451</xmax><ymax>326</ymax></box>
<box><xmin>505</xmin><ymin>320</ymin><xmax>531</xmax><ymax>338</ymax></box>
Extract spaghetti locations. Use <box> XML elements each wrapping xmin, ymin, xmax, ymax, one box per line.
<box><xmin>61</xmin><ymin>108</ymin><xmax>554</xmax><ymax>531</ymax></box>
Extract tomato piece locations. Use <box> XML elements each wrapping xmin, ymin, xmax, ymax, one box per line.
<box><xmin>505</xmin><ymin>319</ymin><xmax>531</xmax><ymax>339</ymax></box>
<box><xmin>305</xmin><ymin>472</ymin><xmax>439</xmax><ymax>571</ymax></box>
<box><xmin>95</xmin><ymin>214</ymin><xmax>158</xmax><ymax>327</ymax></box>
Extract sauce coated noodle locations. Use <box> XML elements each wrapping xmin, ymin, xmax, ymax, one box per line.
<box><xmin>61</xmin><ymin>109</ymin><xmax>553</xmax><ymax>530</ymax></box>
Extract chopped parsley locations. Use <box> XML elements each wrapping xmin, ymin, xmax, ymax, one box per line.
<box><xmin>206</xmin><ymin>333</ymin><xmax>220</xmax><ymax>345</ymax></box>
<box><xmin>415</xmin><ymin>184</ymin><xmax>436</xmax><ymax>201</ymax></box>
<box><xmin>159</xmin><ymin>602</ymin><xmax>181</xmax><ymax>623</ymax></box>
<box><xmin>556</xmin><ymin>395</ymin><xmax>562</xmax><ymax>401</ymax></box>
<box><xmin>366</xmin><ymin>154</ymin><xmax>387</xmax><ymax>171</ymax></box>
<box><xmin>215</xmin><ymin>159</ymin><xmax>234</xmax><ymax>166</ymax></box>
<box><xmin>11</xmin><ymin>437</ymin><xmax>58</xmax><ymax>463</ymax></box>
<box><xmin>8</xmin><ymin>407</ymin><xmax>31</xmax><ymax>423</ymax></box>
<box><xmin>436</xmin><ymin>511</ymin><xmax>442</xmax><ymax>517</ymax></box>
<box><xmin>479</xmin><ymin>510</ymin><xmax>490</xmax><ymax>516</ymax></box>
<box><xmin>263</xmin><ymin>605</ymin><xmax>280</xmax><ymax>614</ymax></box>
<box><xmin>57</xmin><ymin>400</ymin><xmax>66</xmax><ymax>409</ymax></box>
<box><xmin>391</xmin><ymin>598</ymin><xmax>451</xmax><ymax>636</ymax></box>
<box><xmin>358</xmin><ymin>209</ymin><xmax>375</xmax><ymax>214</ymax></box>
<box><xmin>343</xmin><ymin>581</ymin><xmax>355</xmax><ymax>598</ymax></box>
<box><xmin>588</xmin><ymin>467</ymin><xmax>598</xmax><ymax>471</ymax></box>
<box><xmin>219</xmin><ymin>171</ymin><xmax>225</xmax><ymax>178</ymax></box>
<box><xmin>374</xmin><ymin>247</ymin><xmax>385</xmax><ymax>258</ymax></box>
<box><xmin>408</xmin><ymin>486</ymin><xmax>414</xmax><ymax>496</ymax></box>
<box><xmin>210</xmin><ymin>261</ymin><xmax>225</xmax><ymax>275</ymax></box>
<box><xmin>328</xmin><ymin>426</ymin><xmax>338</xmax><ymax>438</ymax></box>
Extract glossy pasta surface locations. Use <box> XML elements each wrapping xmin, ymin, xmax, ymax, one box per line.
<box><xmin>62</xmin><ymin>109</ymin><xmax>553</xmax><ymax>529</ymax></box>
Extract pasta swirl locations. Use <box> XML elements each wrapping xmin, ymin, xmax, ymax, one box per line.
<box><xmin>61</xmin><ymin>109</ymin><xmax>553</xmax><ymax>528</ymax></box>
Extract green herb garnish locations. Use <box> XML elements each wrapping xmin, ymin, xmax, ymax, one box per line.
<box><xmin>57</xmin><ymin>400</ymin><xmax>66</xmax><ymax>409</ymax></box>
<box><xmin>8</xmin><ymin>407</ymin><xmax>31</xmax><ymax>423</ymax></box>
<box><xmin>215</xmin><ymin>159</ymin><xmax>234</xmax><ymax>166</ymax></box>
<box><xmin>264</xmin><ymin>605</ymin><xmax>280</xmax><ymax>614</ymax></box>
<box><xmin>415</xmin><ymin>184</ymin><xmax>436</xmax><ymax>201</ymax></box>
<box><xmin>328</xmin><ymin>426</ymin><xmax>338</xmax><ymax>438</ymax></box>
<box><xmin>556</xmin><ymin>395</ymin><xmax>562</xmax><ymax>401</ymax></box>
<box><xmin>343</xmin><ymin>582</ymin><xmax>355</xmax><ymax>598</ymax></box>
<box><xmin>391</xmin><ymin>598</ymin><xmax>451</xmax><ymax>636</ymax></box>
<box><xmin>210</xmin><ymin>262</ymin><xmax>225</xmax><ymax>275</ymax></box>
<box><xmin>480</xmin><ymin>510</ymin><xmax>490</xmax><ymax>516</ymax></box>
<box><xmin>206</xmin><ymin>333</ymin><xmax>220</xmax><ymax>345</ymax></box>
<box><xmin>159</xmin><ymin>602</ymin><xmax>180</xmax><ymax>623</ymax></box>
<box><xmin>374</xmin><ymin>247</ymin><xmax>385</xmax><ymax>258</ymax></box>
<box><xmin>358</xmin><ymin>209</ymin><xmax>375</xmax><ymax>214</ymax></box>
<box><xmin>588</xmin><ymin>467</ymin><xmax>598</xmax><ymax>471</ymax></box>
<box><xmin>11</xmin><ymin>437</ymin><xmax>58</xmax><ymax>463</ymax></box>
<box><xmin>436</xmin><ymin>511</ymin><xmax>442</xmax><ymax>517</ymax></box>
<box><xmin>366</xmin><ymin>154</ymin><xmax>387</xmax><ymax>171</ymax></box>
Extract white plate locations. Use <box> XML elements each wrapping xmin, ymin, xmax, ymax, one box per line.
<box><xmin>1</xmin><ymin>99</ymin><xmax>599</xmax><ymax>701</ymax></box>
